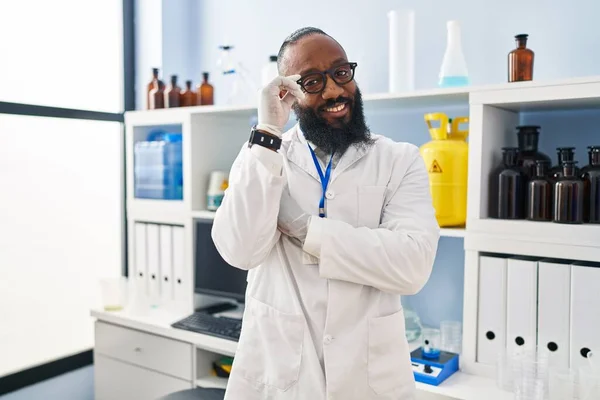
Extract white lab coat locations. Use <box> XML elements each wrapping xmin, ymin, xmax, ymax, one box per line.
<box><xmin>212</xmin><ymin>125</ymin><xmax>440</xmax><ymax>400</ymax></box>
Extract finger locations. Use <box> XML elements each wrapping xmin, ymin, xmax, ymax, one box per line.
<box><xmin>282</xmin><ymin>90</ymin><xmax>299</xmax><ymax>107</ymax></box>
<box><xmin>276</xmin><ymin>75</ymin><xmax>305</xmax><ymax>99</ymax></box>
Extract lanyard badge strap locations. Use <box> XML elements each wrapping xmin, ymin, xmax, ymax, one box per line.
<box><xmin>308</xmin><ymin>145</ymin><xmax>334</xmax><ymax>218</ymax></box>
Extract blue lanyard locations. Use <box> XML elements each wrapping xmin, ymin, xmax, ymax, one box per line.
<box><xmin>308</xmin><ymin>145</ymin><xmax>334</xmax><ymax>218</ymax></box>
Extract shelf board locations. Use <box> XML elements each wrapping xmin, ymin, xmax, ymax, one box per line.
<box><xmin>191</xmin><ymin>210</ymin><xmax>217</xmax><ymax>220</ymax></box>
<box><xmin>440</xmin><ymin>227</ymin><xmax>465</xmax><ymax>238</ymax></box>
<box><xmin>415</xmin><ymin>371</ymin><xmax>511</xmax><ymax>400</ymax></box>
<box><xmin>466</xmin><ymin>219</ymin><xmax>600</xmax><ymax>261</ymax></box>
<box><xmin>363</xmin><ymin>86</ymin><xmax>470</xmax><ymax>111</ymax></box>
<box><xmin>127</xmin><ymin>198</ymin><xmax>188</xmax><ymax>225</ymax></box>
<box><xmin>196</xmin><ymin>375</ymin><xmax>228</xmax><ymax>390</ymax></box>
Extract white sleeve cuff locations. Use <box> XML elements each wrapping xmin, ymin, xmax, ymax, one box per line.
<box><xmin>250</xmin><ymin>144</ymin><xmax>283</xmax><ymax>176</ymax></box>
<box><xmin>302</xmin><ymin>216</ymin><xmax>325</xmax><ymax>258</ymax></box>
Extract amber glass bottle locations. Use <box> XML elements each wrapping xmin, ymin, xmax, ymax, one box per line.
<box><xmin>164</xmin><ymin>75</ymin><xmax>181</xmax><ymax>108</ymax></box>
<box><xmin>147</xmin><ymin>68</ymin><xmax>160</xmax><ymax>109</ymax></box>
<box><xmin>516</xmin><ymin>125</ymin><xmax>551</xmax><ymax>181</ymax></box>
<box><xmin>180</xmin><ymin>80</ymin><xmax>197</xmax><ymax>107</ymax></box>
<box><xmin>198</xmin><ymin>72</ymin><xmax>214</xmax><ymax>105</ymax></box>
<box><xmin>554</xmin><ymin>161</ymin><xmax>584</xmax><ymax>224</ymax></box>
<box><xmin>527</xmin><ymin>160</ymin><xmax>552</xmax><ymax>221</ymax></box>
<box><xmin>508</xmin><ymin>34</ymin><xmax>534</xmax><ymax>82</ymax></box>
<box><xmin>148</xmin><ymin>80</ymin><xmax>165</xmax><ymax>109</ymax></box>
<box><xmin>490</xmin><ymin>147</ymin><xmax>526</xmax><ymax>219</ymax></box>
<box><xmin>550</xmin><ymin>147</ymin><xmax>579</xmax><ymax>182</ymax></box>
<box><xmin>582</xmin><ymin>147</ymin><xmax>600</xmax><ymax>223</ymax></box>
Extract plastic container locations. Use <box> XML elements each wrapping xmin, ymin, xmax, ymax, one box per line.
<box><xmin>261</xmin><ymin>55</ymin><xmax>279</xmax><ymax>87</ymax></box>
<box><xmin>134</xmin><ymin>130</ymin><xmax>183</xmax><ymax>200</ymax></box>
<box><xmin>207</xmin><ymin>170</ymin><xmax>229</xmax><ymax>211</ymax></box>
<box><xmin>99</xmin><ymin>277</ymin><xmax>128</xmax><ymax>311</ymax></box>
<box><xmin>440</xmin><ymin>321</ymin><xmax>462</xmax><ymax>354</ymax></box>
<box><xmin>421</xmin><ymin>113</ymin><xmax>469</xmax><ymax>227</ymax></box>
<box><xmin>438</xmin><ymin>21</ymin><xmax>469</xmax><ymax>88</ymax></box>
<box><xmin>388</xmin><ymin>9</ymin><xmax>415</xmax><ymax>93</ymax></box>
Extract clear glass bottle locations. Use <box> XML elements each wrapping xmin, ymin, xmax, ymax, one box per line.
<box><xmin>550</xmin><ymin>147</ymin><xmax>579</xmax><ymax>181</ymax></box>
<box><xmin>527</xmin><ymin>160</ymin><xmax>552</xmax><ymax>221</ymax></box>
<box><xmin>147</xmin><ymin>67</ymin><xmax>160</xmax><ymax>110</ymax></box>
<box><xmin>490</xmin><ymin>147</ymin><xmax>526</xmax><ymax>219</ymax></box>
<box><xmin>438</xmin><ymin>20</ymin><xmax>469</xmax><ymax>88</ymax></box>
<box><xmin>516</xmin><ymin>125</ymin><xmax>551</xmax><ymax>180</ymax></box>
<box><xmin>180</xmin><ymin>80</ymin><xmax>196</xmax><ymax>107</ymax></box>
<box><xmin>164</xmin><ymin>75</ymin><xmax>181</xmax><ymax>108</ymax></box>
<box><xmin>582</xmin><ymin>147</ymin><xmax>600</xmax><ymax>223</ymax></box>
<box><xmin>148</xmin><ymin>80</ymin><xmax>164</xmax><ymax>109</ymax></box>
<box><xmin>554</xmin><ymin>161</ymin><xmax>584</xmax><ymax>224</ymax></box>
<box><xmin>508</xmin><ymin>34</ymin><xmax>534</xmax><ymax>82</ymax></box>
<box><xmin>198</xmin><ymin>72</ymin><xmax>214</xmax><ymax>106</ymax></box>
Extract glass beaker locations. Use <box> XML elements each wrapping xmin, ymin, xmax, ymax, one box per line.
<box><xmin>99</xmin><ymin>276</ymin><xmax>128</xmax><ymax>311</ymax></box>
<box><xmin>440</xmin><ymin>321</ymin><xmax>462</xmax><ymax>354</ymax></box>
<box><xmin>421</xmin><ymin>328</ymin><xmax>441</xmax><ymax>359</ymax></box>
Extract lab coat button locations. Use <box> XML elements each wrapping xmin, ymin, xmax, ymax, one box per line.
<box><xmin>323</xmin><ymin>334</ymin><xmax>333</xmax><ymax>345</ymax></box>
<box><xmin>325</xmin><ymin>190</ymin><xmax>335</xmax><ymax>200</ymax></box>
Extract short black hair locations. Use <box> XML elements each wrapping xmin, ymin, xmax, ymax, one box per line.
<box><xmin>277</xmin><ymin>27</ymin><xmax>330</xmax><ymax>74</ymax></box>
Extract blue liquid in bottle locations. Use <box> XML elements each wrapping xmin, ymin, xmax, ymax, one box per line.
<box><xmin>439</xmin><ymin>76</ymin><xmax>470</xmax><ymax>88</ymax></box>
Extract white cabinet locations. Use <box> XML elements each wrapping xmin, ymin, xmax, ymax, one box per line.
<box><xmin>94</xmin><ymin>354</ymin><xmax>191</xmax><ymax>400</ymax></box>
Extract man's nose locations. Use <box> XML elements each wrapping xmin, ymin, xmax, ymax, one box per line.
<box><xmin>321</xmin><ymin>76</ymin><xmax>344</xmax><ymax>100</ymax></box>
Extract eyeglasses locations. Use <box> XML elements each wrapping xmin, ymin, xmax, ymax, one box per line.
<box><xmin>296</xmin><ymin>62</ymin><xmax>358</xmax><ymax>94</ymax></box>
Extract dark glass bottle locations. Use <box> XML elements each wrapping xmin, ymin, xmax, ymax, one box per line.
<box><xmin>550</xmin><ymin>147</ymin><xmax>579</xmax><ymax>181</ymax></box>
<box><xmin>180</xmin><ymin>80</ymin><xmax>197</xmax><ymax>107</ymax></box>
<box><xmin>554</xmin><ymin>161</ymin><xmax>584</xmax><ymax>224</ymax></box>
<box><xmin>527</xmin><ymin>160</ymin><xmax>552</xmax><ymax>221</ymax></box>
<box><xmin>490</xmin><ymin>147</ymin><xmax>526</xmax><ymax>219</ymax></box>
<box><xmin>165</xmin><ymin>75</ymin><xmax>181</xmax><ymax>108</ymax></box>
<box><xmin>147</xmin><ymin>68</ymin><xmax>160</xmax><ymax>109</ymax></box>
<box><xmin>508</xmin><ymin>34</ymin><xmax>534</xmax><ymax>82</ymax></box>
<box><xmin>198</xmin><ymin>72</ymin><xmax>214</xmax><ymax>105</ymax></box>
<box><xmin>148</xmin><ymin>80</ymin><xmax>165</xmax><ymax>109</ymax></box>
<box><xmin>516</xmin><ymin>125</ymin><xmax>551</xmax><ymax>180</ymax></box>
<box><xmin>582</xmin><ymin>147</ymin><xmax>600</xmax><ymax>224</ymax></box>
<box><xmin>581</xmin><ymin>146</ymin><xmax>600</xmax><ymax>177</ymax></box>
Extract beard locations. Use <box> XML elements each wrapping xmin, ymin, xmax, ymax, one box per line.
<box><xmin>292</xmin><ymin>86</ymin><xmax>373</xmax><ymax>155</ymax></box>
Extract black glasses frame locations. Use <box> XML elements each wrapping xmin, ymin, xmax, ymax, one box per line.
<box><xmin>296</xmin><ymin>62</ymin><xmax>358</xmax><ymax>94</ymax></box>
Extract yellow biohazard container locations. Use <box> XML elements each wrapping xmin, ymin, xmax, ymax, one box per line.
<box><xmin>420</xmin><ymin>113</ymin><xmax>469</xmax><ymax>227</ymax></box>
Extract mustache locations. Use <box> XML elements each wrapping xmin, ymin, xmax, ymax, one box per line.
<box><xmin>322</xmin><ymin>96</ymin><xmax>352</xmax><ymax>109</ymax></box>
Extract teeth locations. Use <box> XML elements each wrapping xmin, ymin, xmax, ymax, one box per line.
<box><xmin>325</xmin><ymin>103</ymin><xmax>346</xmax><ymax>113</ymax></box>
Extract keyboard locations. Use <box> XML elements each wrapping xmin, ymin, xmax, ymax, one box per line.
<box><xmin>171</xmin><ymin>312</ymin><xmax>242</xmax><ymax>341</ymax></box>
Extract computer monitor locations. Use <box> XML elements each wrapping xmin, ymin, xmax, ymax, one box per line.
<box><xmin>194</xmin><ymin>218</ymin><xmax>247</xmax><ymax>303</ymax></box>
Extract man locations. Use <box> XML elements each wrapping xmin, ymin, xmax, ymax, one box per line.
<box><xmin>212</xmin><ymin>27</ymin><xmax>440</xmax><ymax>400</ymax></box>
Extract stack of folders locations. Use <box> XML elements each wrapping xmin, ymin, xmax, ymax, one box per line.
<box><xmin>476</xmin><ymin>255</ymin><xmax>600</xmax><ymax>372</ymax></box>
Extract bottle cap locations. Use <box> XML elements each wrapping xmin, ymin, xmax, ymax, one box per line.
<box><xmin>152</xmin><ymin>67</ymin><xmax>159</xmax><ymax>75</ymax></box>
<box><xmin>171</xmin><ymin>75</ymin><xmax>177</xmax><ymax>83</ymax></box>
<box><xmin>203</xmin><ymin>72</ymin><xmax>209</xmax><ymax>81</ymax></box>
<box><xmin>516</xmin><ymin>125</ymin><xmax>540</xmax><ymax>132</ymax></box>
<box><xmin>185</xmin><ymin>80</ymin><xmax>192</xmax><ymax>87</ymax></box>
<box><xmin>535</xmin><ymin>159</ymin><xmax>550</xmax><ymax>165</ymax></box>
<box><xmin>269</xmin><ymin>55</ymin><xmax>278</xmax><ymax>62</ymax></box>
<box><xmin>219</xmin><ymin>45</ymin><xmax>233</xmax><ymax>50</ymax></box>
<box><xmin>515</xmin><ymin>34</ymin><xmax>529</xmax><ymax>40</ymax></box>
<box><xmin>561</xmin><ymin>160</ymin><xmax>578</xmax><ymax>166</ymax></box>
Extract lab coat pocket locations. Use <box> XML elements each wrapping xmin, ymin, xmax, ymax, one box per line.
<box><xmin>235</xmin><ymin>296</ymin><xmax>305</xmax><ymax>391</ymax></box>
<box><xmin>368</xmin><ymin>309</ymin><xmax>413</xmax><ymax>395</ymax></box>
<box><xmin>357</xmin><ymin>186</ymin><xmax>387</xmax><ymax>228</ymax></box>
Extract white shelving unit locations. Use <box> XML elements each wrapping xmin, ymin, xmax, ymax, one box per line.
<box><xmin>116</xmin><ymin>76</ymin><xmax>600</xmax><ymax>398</ymax></box>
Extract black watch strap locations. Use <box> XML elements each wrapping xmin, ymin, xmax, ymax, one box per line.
<box><xmin>249</xmin><ymin>127</ymin><xmax>282</xmax><ymax>151</ymax></box>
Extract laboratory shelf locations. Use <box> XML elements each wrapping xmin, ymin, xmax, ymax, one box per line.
<box><xmin>196</xmin><ymin>375</ymin><xmax>228</xmax><ymax>390</ymax></box>
<box><xmin>440</xmin><ymin>227</ymin><xmax>465</xmax><ymax>238</ymax></box>
<box><xmin>191</xmin><ymin>210</ymin><xmax>217</xmax><ymax>220</ymax></box>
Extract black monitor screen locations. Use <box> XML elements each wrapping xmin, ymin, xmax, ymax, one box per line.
<box><xmin>194</xmin><ymin>219</ymin><xmax>247</xmax><ymax>302</ymax></box>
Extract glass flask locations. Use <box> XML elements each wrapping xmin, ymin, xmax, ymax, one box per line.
<box><xmin>164</xmin><ymin>75</ymin><xmax>181</xmax><ymax>108</ymax></box>
<box><xmin>550</xmin><ymin>147</ymin><xmax>579</xmax><ymax>181</ymax></box>
<box><xmin>554</xmin><ymin>161</ymin><xmax>584</xmax><ymax>224</ymax></box>
<box><xmin>490</xmin><ymin>147</ymin><xmax>526</xmax><ymax>219</ymax></box>
<box><xmin>508</xmin><ymin>34</ymin><xmax>534</xmax><ymax>82</ymax></box>
<box><xmin>180</xmin><ymin>80</ymin><xmax>196</xmax><ymax>107</ymax></box>
<box><xmin>516</xmin><ymin>125</ymin><xmax>551</xmax><ymax>180</ymax></box>
<box><xmin>582</xmin><ymin>146</ymin><xmax>600</xmax><ymax>223</ymax></box>
<box><xmin>438</xmin><ymin>21</ymin><xmax>469</xmax><ymax>88</ymax></box>
<box><xmin>527</xmin><ymin>160</ymin><xmax>552</xmax><ymax>221</ymax></box>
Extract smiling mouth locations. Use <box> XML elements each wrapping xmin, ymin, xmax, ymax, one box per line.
<box><xmin>323</xmin><ymin>101</ymin><xmax>349</xmax><ymax>114</ymax></box>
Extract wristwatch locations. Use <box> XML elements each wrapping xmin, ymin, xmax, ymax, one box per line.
<box><xmin>248</xmin><ymin>126</ymin><xmax>282</xmax><ymax>151</ymax></box>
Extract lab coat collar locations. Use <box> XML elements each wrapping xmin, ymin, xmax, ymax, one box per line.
<box><xmin>286</xmin><ymin>124</ymin><xmax>372</xmax><ymax>183</ymax></box>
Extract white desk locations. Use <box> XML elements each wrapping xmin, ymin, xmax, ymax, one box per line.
<box><xmin>91</xmin><ymin>306</ymin><xmax>511</xmax><ymax>400</ymax></box>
